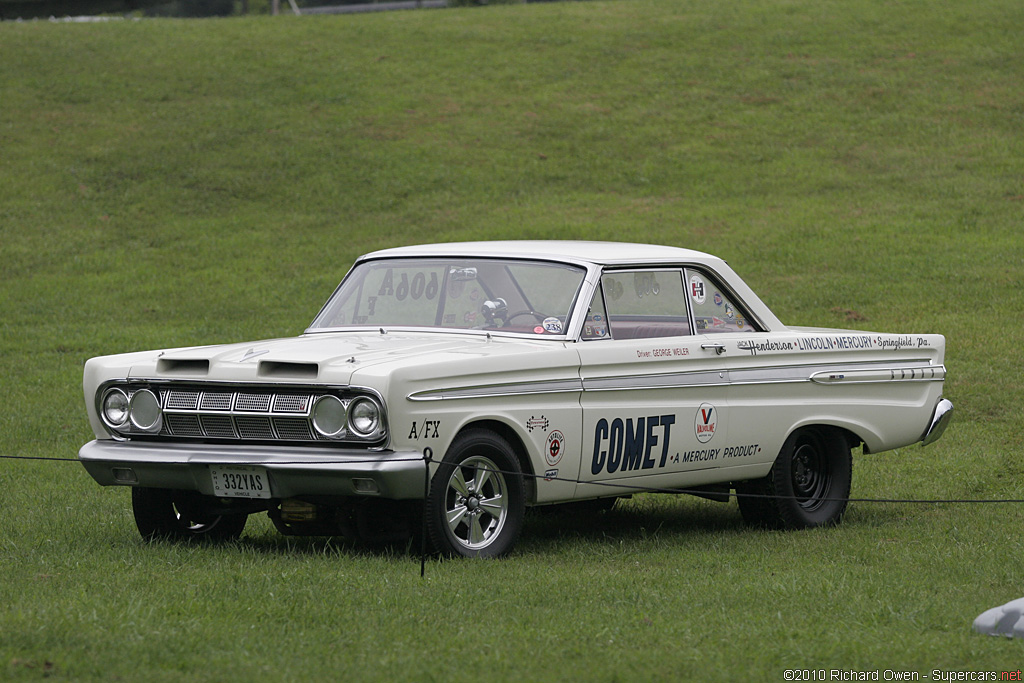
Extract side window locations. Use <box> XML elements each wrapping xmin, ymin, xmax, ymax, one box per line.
<box><xmin>685</xmin><ymin>268</ymin><xmax>756</xmax><ymax>334</ymax></box>
<box><xmin>599</xmin><ymin>270</ymin><xmax>691</xmax><ymax>340</ymax></box>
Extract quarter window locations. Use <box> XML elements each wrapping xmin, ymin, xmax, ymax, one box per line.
<box><xmin>685</xmin><ymin>268</ymin><xmax>756</xmax><ymax>333</ymax></box>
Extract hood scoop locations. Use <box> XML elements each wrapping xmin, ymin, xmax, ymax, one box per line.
<box><xmin>157</xmin><ymin>358</ymin><xmax>210</xmax><ymax>376</ymax></box>
<box><xmin>258</xmin><ymin>360</ymin><xmax>319</xmax><ymax>380</ymax></box>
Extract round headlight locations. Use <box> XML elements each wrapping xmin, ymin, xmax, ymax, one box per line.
<box><xmin>101</xmin><ymin>388</ymin><xmax>130</xmax><ymax>429</ymax></box>
<box><xmin>312</xmin><ymin>395</ymin><xmax>347</xmax><ymax>439</ymax></box>
<box><xmin>129</xmin><ymin>389</ymin><xmax>163</xmax><ymax>434</ymax></box>
<box><xmin>348</xmin><ymin>397</ymin><xmax>381</xmax><ymax>437</ymax></box>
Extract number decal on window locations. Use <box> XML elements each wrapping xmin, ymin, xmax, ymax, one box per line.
<box><xmin>380</xmin><ymin>271</ymin><xmax>439</xmax><ymax>302</ymax></box>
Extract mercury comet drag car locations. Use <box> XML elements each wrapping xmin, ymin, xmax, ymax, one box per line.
<box><xmin>79</xmin><ymin>241</ymin><xmax>953</xmax><ymax>557</ymax></box>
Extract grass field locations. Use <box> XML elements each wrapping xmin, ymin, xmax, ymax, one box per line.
<box><xmin>2</xmin><ymin>0</ymin><xmax>1024</xmax><ymax>679</ymax></box>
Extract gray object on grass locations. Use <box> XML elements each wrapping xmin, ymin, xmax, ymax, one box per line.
<box><xmin>974</xmin><ymin>598</ymin><xmax>1024</xmax><ymax>638</ymax></box>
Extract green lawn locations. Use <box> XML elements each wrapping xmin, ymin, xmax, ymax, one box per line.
<box><xmin>2</xmin><ymin>0</ymin><xmax>1023</xmax><ymax>679</ymax></box>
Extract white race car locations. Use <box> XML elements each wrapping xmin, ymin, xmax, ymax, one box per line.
<box><xmin>79</xmin><ymin>241</ymin><xmax>953</xmax><ymax>557</ymax></box>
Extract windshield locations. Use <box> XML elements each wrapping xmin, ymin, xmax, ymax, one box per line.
<box><xmin>309</xmin><ymin>258</ymin><xmax>587</xmax><ymax>336</ymax></box>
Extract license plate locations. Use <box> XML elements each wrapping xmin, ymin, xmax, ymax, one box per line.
<box><xmin>210</xmin><ymin>465</ymin><xmax>271</xmax><ymax>499</ymax></box>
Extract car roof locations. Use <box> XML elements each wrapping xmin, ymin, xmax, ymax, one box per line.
<box><xmin>359</xmin><ymin>241</ymin><xmax>721</xmax><ymax>267</ymax></box>
<box><xmin>349</xmin><ymin>240</ymin><xmax>786</xmax><ymax>332</ymax></box>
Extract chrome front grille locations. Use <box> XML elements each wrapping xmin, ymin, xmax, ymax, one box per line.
<box><xmin>273</xmin><ymin>395</ymin><xmax>310</xmax><ymax>413</ymax></box>
<box><xmin>235</xmin><ymin>416</ymin><xmax>275</xmax><ymax>440</ymax></box>
<box><xmin>274</xmin><ymin>418</ymin><xmax>314</xmax><ymax>441</ymax></box>
<box><xmin>158</xmin><ymin>386</ymin><xmax>327</xmax><ymax>443</ymax></box>
<box><xmin>165</xmin><ymin>391</ymin><xmax>200</xmax><ymax>411</ymax></box>
<box><xmin>235</xmin><ymin>393</ymin><xmax>272</xmax><ymax>412</ymax></box>
<box><xmin>199</xmin><ymin>392</ymin><xmax>232</xmax><ymax>411</ymax></box>
<box><xmin>166</xmin><ymin>413</ymin><xmax>203</xmax><ymax>437</ymax></box>
<box><xmin>99</xmin><ymin>382</ymin><xmax>387</xmax><ymax>447</ymax></box>
<box><xmin>200</xmin><ymin>415</ymin><xmax>236</xmax><ymax>438</ymax></box>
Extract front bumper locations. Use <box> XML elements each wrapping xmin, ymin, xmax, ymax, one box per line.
<box><xmin>78</xmin><ymin>440</ymin><xmax>427</xmax><ymax>500</ymax></box>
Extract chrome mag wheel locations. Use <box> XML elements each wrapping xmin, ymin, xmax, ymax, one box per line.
<box><xmin>427</xmin><ymin>430</ymin><xmax>525</xmax><ymax>558</ymax></box>
<box><xmin>443</xmin><ymin>455</ymin><xmax>509</xmax><ymax>551</ymax></box>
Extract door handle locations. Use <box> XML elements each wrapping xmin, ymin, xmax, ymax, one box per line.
<box><xmin>701</xmin><ymin>342</ymin><xmax>726</xmax><ymax>355</ymax></box>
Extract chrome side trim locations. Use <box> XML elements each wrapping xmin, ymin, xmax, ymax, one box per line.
<box><xmin>585</xmin><ymin>361</ymin><xmax>942</xmax><ymax>393</ymax></box>
<box><xmin>809</xmin><ymin>364</ymin><xmax>946</xmax><ymax>385</ymax></box>
<box><xmin>405</xmin><ymin>360</ymin><xmax>945</xmax><ymax>402</ymax></box>
<box><xmin>582</xmin><ymin>370</ymin><xmax>727</xmax><ymax>392</ymax></box>
<box><xmin>729</xmin><ymin>365</ymin><xmax>819</xmax><ymax>385</ymax></box>
<box><xmin>407</xmin><ymin>378</ymin><xmax>584</xmax><ymax>402</ymax></box>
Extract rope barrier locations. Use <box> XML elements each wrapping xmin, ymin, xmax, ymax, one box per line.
<box><xmin>7</xmin><ymin>450</ymin><xmax>1022</xmax><ymax>577</ymax></box>
<box><xmin>4</xmin><ymin>451</ymin><xmax>1022</xmax><ymax>505</ymax></box>
<box><xmin>1</xmin><ymin>455</ymin><xmax>84</xmax><ymax>462</ymax></box>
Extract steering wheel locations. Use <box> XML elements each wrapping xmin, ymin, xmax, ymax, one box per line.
<box><xmin>506</xmin><ymin>310</ymin><xmax>547</xmax><ymax>323</ymax></box>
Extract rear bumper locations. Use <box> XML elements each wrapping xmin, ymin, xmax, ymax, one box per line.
<box><xmin>921</xmin><ymin>398</ymin><xmax>954</xmax><ymax>447</ymax></box>
<box><xmin>78</xmin><ymin>440</ymin><xmax>427</xmax><ymax>500</ymax></box>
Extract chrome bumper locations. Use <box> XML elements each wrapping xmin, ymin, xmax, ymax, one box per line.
<box><xmin>78</xmin><ymin>440</ymin><xmax>427</xmax><ymax>500</ymax></box>
<box><xmin>921</xmin><ymin>398</ymin><xmax>954</xmax><ymax>447</ymax></box>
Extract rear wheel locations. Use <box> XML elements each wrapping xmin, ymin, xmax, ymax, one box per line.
<box><xmin>737</xmin><ymin>426</ymin><xmax>852</xmax><ymax>529</ymax></box>
<box><xmin>427</xmin><ymin>430</ymin><xmax>525</xmax><ymax>558</ymax></box>
<box><xmin>132</xmin><ymin>488</ymin><xmax>248</xmax><ymax>541</ymax></box>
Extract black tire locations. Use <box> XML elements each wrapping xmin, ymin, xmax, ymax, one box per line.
<box><xmin>737</xmin><ymin>426</ymin><xmax>852</xmax><ymax>529</ymax></box>
<box><xmin>735</xmin><ymin>479</ymin><xmax>776</xmax><ymax>527</ymax></box>
<box><xmin>132</xmin><ymin>487</ymin><xmax>248</xmax><ymax>542</ymax></box>
<box><xmin>427</xmin><ymin>429</ymin><xmax>525</xmax><ymax>558</ymax></box>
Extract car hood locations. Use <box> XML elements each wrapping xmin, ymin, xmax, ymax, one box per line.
<box><xmin>122</xmin><ymin>331</ymin><xmax>562</xmax><ymax>385</ymax></box>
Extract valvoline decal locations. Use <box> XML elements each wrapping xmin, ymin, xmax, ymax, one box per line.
<box><xmin>695</xmin><ymin>403</ymin><xmax>717</xmax><ymax>443</ymax></box>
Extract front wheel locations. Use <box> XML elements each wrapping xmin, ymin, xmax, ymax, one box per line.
<box><xmin>426</xmin><ymin>430</ymin><xmax>525</xmax><ymax>558</ymax></box>
<box><xmin>737</xmin><ymin>426</ymin><xmax>852</xmax><ymax>529</ymax></box>
<box><xmin>132</xmin><ymin>487</ymin><xmax>248</xmax><ymax>542</ymax></box>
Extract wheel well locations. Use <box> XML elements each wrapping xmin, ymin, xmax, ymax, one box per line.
<box><xmin>791</xmin><ymin>424</ymin><xmax>862</xmax><ymax>453</ymax></box>
<box><xmin>454</xmin><ymin>419</ymin><xmax>537</xmax><ymax>503</ymax></box>
<box><xmin>836</xmin><ymin>426</ymin><xmax>863</xmax><ymax>453</ymax></box>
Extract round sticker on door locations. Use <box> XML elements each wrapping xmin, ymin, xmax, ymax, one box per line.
<box><xmin>689</xmin><ymin>274</ymin><xmax>707</xmax><ymax>305</ymax></box>
<box><xmin>694</xmin><ymin>403</ymin><xmax>717</xmax><ymax>444</ymax></box>
<box><xmin>545</xmin><ymin>430</ymin><xmax>565</xmax><ymax>466</ymax></box>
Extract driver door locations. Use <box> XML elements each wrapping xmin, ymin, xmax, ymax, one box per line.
<box><xmin>575</xmin><ymin>268</ymin><xmax>732</xmax><ymax>498</ymax></box>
